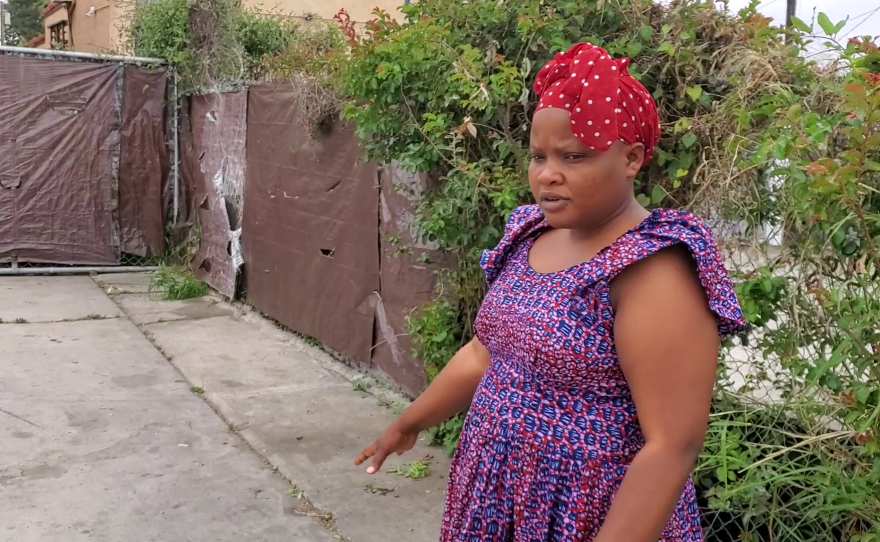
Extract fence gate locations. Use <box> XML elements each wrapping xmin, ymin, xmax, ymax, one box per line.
<box><xmin>0</xmin><ymin>46</ymin><xmax>173</xmax><ymax>271</ymax></box>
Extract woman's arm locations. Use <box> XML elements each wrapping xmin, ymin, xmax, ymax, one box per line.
<box><xmin>595</xmin><ymin>245</ymin><xmax>720</xmax><ymax>542</ymax></box>
<box><xmin>355</xmin><ymin>337</ymin><xmax>491</xmax><ymax>473</ymax></box>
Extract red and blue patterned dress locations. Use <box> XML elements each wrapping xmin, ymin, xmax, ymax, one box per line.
<box><xmin>441</xmin><ymin>205</ymin><xmax>745</xmax><ymax>542</ymax></box>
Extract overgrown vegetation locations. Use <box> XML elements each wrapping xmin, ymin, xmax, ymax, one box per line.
<box><xmin>127</xmin><ymin>0</ymin><xmax>342</xmax><ymax>92</ymax></box>
<box><xmin>149</xmin><ymin>266</ymin><xmax>208</xmax><ymax>301</ymax></box>
<box><xmin>336</xmin><ymin>0</ymin><xmax>880</xmax><ymax>539</ymax></box>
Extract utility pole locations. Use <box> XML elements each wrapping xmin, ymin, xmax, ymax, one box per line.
<box><xmin>785</xmin><ymin>0</ymin><xmax>797</xmax><ymax>28</ymax></box>
<box><xmin>0</xmin><ymin>1</ymin><xmax>6</xmax><ymax>45</ymax></box>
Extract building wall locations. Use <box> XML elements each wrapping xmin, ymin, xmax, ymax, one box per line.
<box><xmin>69</xmin><ymin>0</ymin><xmax>123</xmax><ymax>54</ymax></box>
<box><xmin>243</xmin><ymin>0</ymin><xmax>409</xmax><ymax>23</ymax></box>
<box><xmin>36</xmin><ymin>0</ymin><xmax>405</xmax><ymax>54</ymax></box>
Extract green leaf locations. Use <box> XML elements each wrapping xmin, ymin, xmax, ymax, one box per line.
<box><xmin>825</xmin><ymin>374</ymin><xmax>841</xmax><ymax>393</ymax></box>
<box><xmin>817</xmin><ymin>13</ymin><xmax>835</xmax><ymax>36</ymax></box>
<box><xmin>681</xmin><ymin>134</ymin><xmax>697</xmax><ymax>148</ymax></box>
<box><xmin>673</xmin><ymin>118</ymin><xmax>692</xmax><ymax>133</ymax></box>
<box><xmin>639</xmin><ymin>26</ymin><xmax>654</xmax><ymax>41</ymax></box>
<box><xmin>657</xmin><ymin>42</ymin><xmax>675</xmax><ymax>56</ymax></box>
<box><xmin>651</xmin><ymin>185</ymin><xmax>665</xmax><ymax>204</ymax></box>
<box><xmin>636</xmin><ymin>193</ymin><xmax>651</xmax><ymax>207</ymax></box>
<box><xmin>686</xmin><ymin>86</ymin><xmax>703</xmax><ymax>102</ymax></box>
<box><xmin>790</xmin><ymin>16</ymin><xmax>811</xmax><ymax>33</ymax></box>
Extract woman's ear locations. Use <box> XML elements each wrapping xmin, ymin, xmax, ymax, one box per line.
<box><xmin>625</xmin><ymin>143</ymin><xmax>646</xmax><ymax>177</ymax></box>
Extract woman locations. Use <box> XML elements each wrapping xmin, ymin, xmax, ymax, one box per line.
<box><xmin>356</xmin><ymin>42</ymin><xmax>745</xmax><ymax>542</ymax></box>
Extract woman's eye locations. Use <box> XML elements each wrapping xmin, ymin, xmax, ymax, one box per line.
<box><xmin>565</xmin><ymin>154</ymin><xmax>586</xmax><ymax>161</ymax></box>
<box><xmin>530</xmin><ymin>154</ymin><xmax>545</xmax><ymax>162</ymax></box>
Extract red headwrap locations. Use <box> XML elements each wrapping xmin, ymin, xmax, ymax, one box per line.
<box><xmin>533</xmin><ymin>42</ymin><xmax>661</xmax><ymax>163</ymax></box>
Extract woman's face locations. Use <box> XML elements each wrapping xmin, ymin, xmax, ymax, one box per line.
<box><xmin>528</xmin><ymin>108</ymin><xmax>645</xmax><ymax>230</ymax></box>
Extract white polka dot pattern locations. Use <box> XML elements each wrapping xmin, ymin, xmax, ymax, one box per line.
<box><xmin>533</xmin><ymin>42</ymin><xmax>661</xmax><ymax>163</ymax></box>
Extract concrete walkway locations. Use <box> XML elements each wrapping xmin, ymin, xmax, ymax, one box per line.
<box><xmin>0</xmin><ymin>274</ymin><xmax>450</xmax><ymax>542</ymax></box>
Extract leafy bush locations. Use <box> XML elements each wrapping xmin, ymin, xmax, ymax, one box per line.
<box><xmin>127</xmin><ymin>0</ymin><xmax>342</xmax><ymax>92</ymax></box>
<box><xmin>128</xmin><ymin>0</ymin><xmax>192</xmax><ymax>68</ymax></box>
<box><xmin>128</xmin><ymin>0</ymin><xmax>240</xmax><ymax>92</ymax></box>
<box><xmin>337</xmin><ymin>0</ymin><xmax>880</xmax><ymax>539</ymax></box>
<box><xmin>235</xmin><ymin>10</ymin><xmax>296</xmax><ymax>69</ymax></box>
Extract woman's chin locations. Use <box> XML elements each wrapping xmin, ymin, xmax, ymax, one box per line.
<box><xmin>541</xmin><ymin>211</ymin><xmax>577</xmax><ymax>230</ymax></box>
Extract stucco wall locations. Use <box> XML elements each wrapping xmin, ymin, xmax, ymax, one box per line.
<box><xmin>243</xmin><ymin>0</ymin><xmax>409</xmax><ymax>23</ymax></box>
<box><xmin>69</xmin><ymin>0</ymin><xmax>123</xmax><ymax>53</ymax></box>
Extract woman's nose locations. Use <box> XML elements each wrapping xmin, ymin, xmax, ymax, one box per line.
<box><xmin>537</xmin><ymin>163</ymin><xmax>563</xmax><ymax>185</ymax></box>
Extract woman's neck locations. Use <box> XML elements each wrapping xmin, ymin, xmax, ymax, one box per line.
<box><xmin>567</xmin><ymin>198</ymin><xmax>650</xmax><ymax>248</ymax></box>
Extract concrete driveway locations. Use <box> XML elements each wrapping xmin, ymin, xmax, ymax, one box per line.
<box><xmin>0</xmin><ymin>273</ymin><xmax>451</xmax><ymax>542</ymax></box>
<box><xmin>0</xmin><ymin>275</ymin><xmax>336</xmax><ymax>542</ymax></box>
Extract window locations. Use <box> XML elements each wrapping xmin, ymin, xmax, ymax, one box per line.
<box><xmin>49</xmin><ymin>21</ymin><xmax>69</xmax><ymax>49</ymax></box>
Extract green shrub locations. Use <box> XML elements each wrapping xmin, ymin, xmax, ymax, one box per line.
<box><xmin>127</xmin><ymin>0</ymin><xmax>341</xmax><ymax>92</ymax></box>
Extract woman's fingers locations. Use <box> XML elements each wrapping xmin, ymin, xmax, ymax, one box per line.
<box><xmin>367</xmin><ymin>447</ymin><xmax>392</xmax><ymax>474</ymax></box>
<box><xmin>354</xmin><ymin>443</ymin><xmax>377</xmax><ymax>466</ymax></box>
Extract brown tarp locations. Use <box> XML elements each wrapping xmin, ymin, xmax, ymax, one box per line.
<box><xmin>119</xmin><ymin>66</ymin><xmax>168</xmax><ymax>257</ymax></box>
<box><xmin>373</xmin><ymin>164</ymin><xmax>446</xmax><ymax>395</ymax></box>
<box><xmin>244</xmin><ymin>84</ymin><xmax>380</xmax><ymax>364</ymax></box>
<box><xmin>0</xmin><ymin>55</ymin><xmax>120</xmax><ymax>264</ymax></box>
<box><xmin>186</xmin><ymin>92</ymin><xmax>247</xmax><ymax>297</ymax></box>
<box><xmin>174</xmin><ymin>102</ymin><xmax>199</xmax><ymax>232</ymax></box>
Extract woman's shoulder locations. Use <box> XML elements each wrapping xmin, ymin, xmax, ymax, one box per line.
<box><xmin>614</xmin><ymin>208</ymin><xmax>720</xmax><ymax>257</ymax></box>
<box><xmin>608</xmin><ymin>208</ymin><xmax>746</xmax><ymax>336</ymax></box>
<box><xmin>480</xmin><ymin>205</ymin><xmax>546</xmax><ymax>286</ymax></box>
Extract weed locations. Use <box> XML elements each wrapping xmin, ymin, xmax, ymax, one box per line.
<box><xmin>149</xmin><ymin>266</ymin><xmax>208</xmax><ymax>301</ymax></box>
<box><xmin>363</xmin><ymin>483</ymin><xmax>395</xmax><ymax>496</ymax></box>
<box><xmin>286</xmin><ymin>485</ymin><xmax>303</xmax><ymax>498</ymax></box>
<box><xmin>13</xmin><ymin>318</ymin><xmax>27</xmax><ymax>324</ymax></box>
<box><xmin>190</xmin><ymin>386</ymin><xmax>204</xmax><ymax>395</ymax></box>
<box><xmin>352</xmin><ymin>377</ymin><xmax>373</xmax><ymax>393</ymax></box>
<box><xmin>376</xmin><ymin>396</ymin><xmax>407</xmax><ymax>415</ymax></box>
<box><xmin>389</xmin><ymin>456</ymin><xmax>432</xmax><ymax>480</ymax></box>
<box><xmin>85</xmin><ymin>314</ymin><xmax>106</xmax><ymax>320</ymax></box>
<box><xmin>301</xmin><ymin>335</ymin><xmax>320</xmax><ymax>347</ymax></box>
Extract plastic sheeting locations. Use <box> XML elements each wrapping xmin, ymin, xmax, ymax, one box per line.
<box><xmin>242</xmin><ymin>85</ymin><xmax>446</xmax><ymax>394</ymax></box>
<box><xmin>373</xmin><ymin>164</ymin><xmax>447</xmax><ymax>395</ymax></box>
<box><xmin>0</xmin><ymin>53</ymin><xmax>169</xmax><ymax>265</ymax></box>
<box><xmin>0</xmin><ymin>56</ymin><xmax>120</xmax><ymax>264</ymax></box>
<box><xmin>244</xmin><ymin>84</ymin><xmax>380</xmax><ymax>365</ymax></box>
<box><xmin>184</xmin><ymin>92</ymin><xmax>247</xmax><ymax>298</ymax></box>
<box><xmin>119</xmin><ymin>66</ymin><xmax>168</xmax><ymax>257</ymax></box>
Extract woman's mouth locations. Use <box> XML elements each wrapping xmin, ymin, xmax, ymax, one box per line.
<box><xmin>540</xmin><ymin>196</ymin><xmax>570</xmax><ymax>212</ymax></box>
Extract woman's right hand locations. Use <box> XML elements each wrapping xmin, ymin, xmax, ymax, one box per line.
<box><xmin>354</xmin><ymin>339</ymin><xmax>491</xmax><ymax>474</ymax></box>
<box><xmin>355</xmin><ymin>420</ymin><xmax>419</xmax><ymax>474</ymax></box>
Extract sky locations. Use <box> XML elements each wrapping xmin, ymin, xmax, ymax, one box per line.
<box><xmin>722</xmin><ymin>0</ymin><xmax>880</xmax><ymax>40</ymax></box>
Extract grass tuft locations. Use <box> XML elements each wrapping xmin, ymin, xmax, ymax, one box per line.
<box><xmin>150</xmin><ymin>266</ymin><xmax>209</xmax><ymax>301</ymax></box>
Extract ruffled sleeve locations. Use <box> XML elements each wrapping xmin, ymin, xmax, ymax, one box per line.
<box><xmin>601</xmin><ymin>209</ymin><xmax>746</xmax><ymax>337</ymax></box>
<box><xmin>480</xmin><ymin>205</ymin><xmax>545</xmax><ymax>287</ymax></box>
